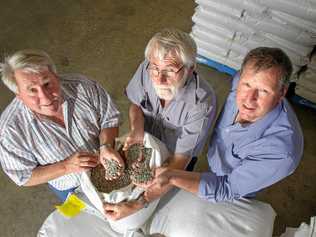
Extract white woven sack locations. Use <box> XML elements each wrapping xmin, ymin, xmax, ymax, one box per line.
<box><xmin>79</xmin><ymin>132</ymin><xmax>170</xmax><ymax>234</ymax></box>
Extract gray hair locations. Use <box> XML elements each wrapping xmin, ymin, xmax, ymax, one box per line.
<box><xmin>144</xmin><ymin>28</ymin><xmax>197</xmax><ymax>69</ymax></box>
<box><xmin>240</xmin><ymin>47</ymin><xmax>293</xmax><ymax>89</ymax></box>
<box><xmin>0</xmin><ymin>49</ymin><xmax>57</xmax><ymax>93</ymax></box>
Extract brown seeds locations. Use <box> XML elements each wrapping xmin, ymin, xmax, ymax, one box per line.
<box><xmin>91</xmin><ymin>143</ymin><xmax>153</xmax><ymax>193</ymax></box>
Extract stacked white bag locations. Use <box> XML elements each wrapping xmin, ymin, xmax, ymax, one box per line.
<box><xmin>296</xmin><ymin>51</ymin><xmax>316</xmax><ymax>103</ymax></box>
<box><xmin>191</xmin><ymin>0</ymin><xmax>316</xmax><ymax>76</ymax></box>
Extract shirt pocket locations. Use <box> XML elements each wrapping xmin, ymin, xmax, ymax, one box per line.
<box><xmin>161</xmin><ymin>120</ymin><xmax>182</xmax><ymax>152</ymax></box>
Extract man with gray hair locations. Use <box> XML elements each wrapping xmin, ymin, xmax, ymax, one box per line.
<box><xmin>103</xmin><ymin>28</ymin><xmax>216</xmax><ymax>220</ymax></box>
<box><xmin>154</xmin><ymin>47</ymin><xmax>304</xmax><ymax>202</ymax></box>
<box><xmin>0</xmin><ymin>49</ymin><xmax>122</xmax><ymax>201</ymax></box>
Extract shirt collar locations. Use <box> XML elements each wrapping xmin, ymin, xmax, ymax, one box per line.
<box><xmin>174</xmin><ymin>72</ymin><xmax>199</xmax><ymax>104</ymax></box>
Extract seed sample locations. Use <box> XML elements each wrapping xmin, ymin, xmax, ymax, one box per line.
<box><xmin>90</xmin><ymin>142</ymin><xmax>153</xmax><ymax>194</ymax></box>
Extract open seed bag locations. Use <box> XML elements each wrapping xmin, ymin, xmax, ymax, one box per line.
<box><xmin>79</xmin><ymin>132</ymin><xmax>170</xmax><ymax>234</ymax></box>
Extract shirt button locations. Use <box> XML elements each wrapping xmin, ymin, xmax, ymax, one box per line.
<box><xmin>225</xmin><ymin>128</ymin><xmax>229</xmax><ymax>132</ymax></box>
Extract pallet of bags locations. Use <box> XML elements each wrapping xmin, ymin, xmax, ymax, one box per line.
<box><xmin>191</xmin><ymin>0</ymin><xmax>316</xmax><ymax>77</ymax></box>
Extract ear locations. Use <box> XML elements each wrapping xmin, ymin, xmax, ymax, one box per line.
<box><xmin>15</xmin><ymin>85</ymin><xmax>21</xmax><ymax>99</ymax></box>
<box><xmin>191</xmin><ymin>63</ymin><xmax>197</xmax><ymax>72</ymax></box>
<box><xmin>280</xmin><ymin>86</ymin><xmax>288</xmax><ymax>98</ymax></box>
<box><xmin>187</xmin><ymin>65</ymin><xmax>195</xmax><ymax>75</ymax></box>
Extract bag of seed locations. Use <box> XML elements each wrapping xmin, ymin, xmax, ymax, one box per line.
<box><xmin>79</xmin><ymin>132</ymin><xmax>169</xmax><ymax>234</ymax></box>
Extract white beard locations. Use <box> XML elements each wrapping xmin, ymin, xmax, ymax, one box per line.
<box><xmin>153</xmin><ymin>70</ymin><xmax>189</xmax><ymax>101</ymax></box>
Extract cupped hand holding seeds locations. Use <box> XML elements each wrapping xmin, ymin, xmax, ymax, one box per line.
<box><xmin>127</xmin><ymin>144</ymin><xmax>154</xmax><ymax>188</ymax></box>
<box><xmin>100</xmin><ymin>147</ymin><xmax>125</xmax><ymax>180</ymax></box>
<box><xmin>123</xmin><ymin>130</ymin><xmax>144</xmax><ymax>151</ymax></box>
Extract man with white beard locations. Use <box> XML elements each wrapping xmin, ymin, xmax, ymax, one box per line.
<box><xmin>103</xmin><ymin>28</ymin><xmax>216</xmax><ymax>220</ymax></box>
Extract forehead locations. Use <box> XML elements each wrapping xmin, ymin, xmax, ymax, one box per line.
<box><xmin>15</xmin><ymin>68</ymin><xmax>54</xmax><ymax>85</ymax></box>
<box><xmin>149</xmin><ymin>49</ymin><xmax>181</xmax><ymax>67</ymax></box>
<box><xmin>241</xmin><ymin>66</ymin><xmax>281</xmax><ymax>86</ymax></box>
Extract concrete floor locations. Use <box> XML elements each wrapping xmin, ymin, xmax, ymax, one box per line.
<box><xmin>0</xmin><ymin>1</ymin><xmax>315</xmax><ymax>236</ymax></box>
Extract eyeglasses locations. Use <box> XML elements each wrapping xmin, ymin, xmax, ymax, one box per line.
<box><xmin>147</xmin><ymin>64</ymin><xmax>184</xmax><ymax>79</ymax></box>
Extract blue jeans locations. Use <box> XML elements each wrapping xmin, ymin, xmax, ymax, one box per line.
<box><xmin>48</xmin><ymin>184</ymin><xmax>77</xmax><ymax>202</ymax></box>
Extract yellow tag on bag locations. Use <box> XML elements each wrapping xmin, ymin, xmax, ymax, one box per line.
<box><xmin>55</xmin><ymin>194</ymin><xmax>86</xmax><ymax>218</ymax></box>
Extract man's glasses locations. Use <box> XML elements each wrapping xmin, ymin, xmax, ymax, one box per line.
<box><xmin>147</xmin><ymin>64</ymin><xmax>184</xmax><ymax>79</ymax></box>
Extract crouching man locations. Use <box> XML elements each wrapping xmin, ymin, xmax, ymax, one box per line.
<box><xmin>0</xmin><ymin>49</ymin><xmax>122</xmax><ymax>201</ymax></box>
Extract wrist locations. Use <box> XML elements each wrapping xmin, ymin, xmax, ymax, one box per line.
<box><xmin>137</xmin><ymin>195</ymin><xmax>149</xmax><ymax>209</ymax></box>
<box><xmin>167</xmin><ymin>169</ymin><xmax>177</xmax><ymax>186</ymax></box>
<box><xmin>60</xmin><ymin>159</ymin><xmax>69</xmax><ymax>175</ymax></box>
<box><xmin>99</xmin><ymin>142</ymin><xmax>114</xmax><ymax>151</ymax></box>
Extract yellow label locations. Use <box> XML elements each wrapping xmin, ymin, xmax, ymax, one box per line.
<box><xmin>55</xmin><ymin>194</ymin><xmax>86</xmax><ymax>218</ymax></box>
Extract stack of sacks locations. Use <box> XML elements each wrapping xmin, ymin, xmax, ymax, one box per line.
<box><xmin>296</xmin><ymin>51</ymin><xmax>316</xmax><ymax>103</ymax></box>
<box><xmin>191</xmin><ymin>0</ymin><xmax>316</xmax><ymax>75</ymax></box>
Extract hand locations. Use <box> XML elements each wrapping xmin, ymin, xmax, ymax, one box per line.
<box><xmin>99</xmin><ymin>147</ymin><xmax>125</xmax><ymax>179</ymax></box>
<box><xmin>143</xmin><ymin>167</ymin><xmax>172</xmax><ymax>201</ymax></box>
<box><xmin>154</xmin><ymin>167</ymin><xmax>171</xmax><ymax>187</ymax></box>
<box><xmin>123</xmin><ymin>130</ymin><xmax>144</xmax><ymax>151</ymax></box>
<box><xmin>131</xmin><ymin>176</ymin><xmax>154</xmax><ymax>189</ymax></box>
<box><xmin>63</xmin><ymin>152</ymin><xmax>98</xmax><ymax>174</ymax></box>
<box><xmin>103</xmin><ymin>200</ymin><xmax>142</xmax><ymax>221</ymax></box>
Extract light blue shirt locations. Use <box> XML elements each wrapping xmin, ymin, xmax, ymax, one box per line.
<box><xmin>199</xmin><ymin>74</ymin><xmax>304</xmax><ymax>202</ymax></box>
<box><xmin>126</xmin><ymin>60</ymin><xmax>216</xmax><ymax>157</ymax></box>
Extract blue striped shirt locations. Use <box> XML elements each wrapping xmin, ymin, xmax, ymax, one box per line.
<box><xmin>0</xmin><ymin>74</ymin><xmax>120</xmax><ymax>190</ymax></box>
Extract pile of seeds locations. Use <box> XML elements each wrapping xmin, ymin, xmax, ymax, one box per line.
<box><xmin>90</xmin><ymin>142</ymin><xmax>153</xmax><ymax>193</ymax></box>
<box><xmin>103</xmin><ymin>159</ymin><xmax>124</xmax><ymax>180</ymax></box>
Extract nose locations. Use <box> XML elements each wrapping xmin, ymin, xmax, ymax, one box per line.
<box><xmin>155</xmin><ymin>73</ymin><xmax>168</xmax><ymax>84</ymax></box>
<box><xmin>246</xmin><ymin>89</ymin><xmax>258</xmax><ymax>102</ymax></box>
<box><xmin>38</xmin><ymin>87</ymin><xmax>52</xmax><ymax>102</ymax></box>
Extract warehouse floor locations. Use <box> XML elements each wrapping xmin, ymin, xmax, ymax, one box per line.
<box><xmin>0</xmin><ymin>1</ymin><xmax>315</xmax><ymax>236</ymax></box>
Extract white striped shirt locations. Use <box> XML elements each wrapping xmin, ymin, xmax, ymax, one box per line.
<box><xmin>0</xmin><ymin>74</ymin><xmax>120</xmax><ymax>190</ymax></box>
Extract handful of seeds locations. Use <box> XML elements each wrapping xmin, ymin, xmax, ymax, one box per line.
<box><xmin>91</xmin><ymin>142</ymin><xmax>153</xmax><ymax>194</ymax></box>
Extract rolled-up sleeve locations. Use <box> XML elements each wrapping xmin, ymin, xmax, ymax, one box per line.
<box><xmin>92</xmin><ymin>82</ymin><xmax>120</xmax><ymax>129</ymax></box>
<box><xmin>126</xmin><ymin>61</ymin><xmax>147</xmax><ymax>105</ymax></box>
<box><xmin>198</xmin><ymin>152</ymin><xmax>295</xmax><ymax>202</ymax></box>
<box><xmin>0</xmin><ymin>137</ymin><xmax>37</xmax><ymax>186</ymax></box>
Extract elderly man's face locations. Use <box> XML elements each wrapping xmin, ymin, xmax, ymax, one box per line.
<box><xmin>236</xmin><ymin>66</ymin><xmax>286</xmax><ymax>123</ymax></box>
<box><xmin>148</xmin><ymin>54</ymin><xmax>187</xmax><ymax>101</ymax></box>
<box><xmin>15</xmin><ymin>68</ymin><xmax>62</xmax><ymax>118</ymax></box>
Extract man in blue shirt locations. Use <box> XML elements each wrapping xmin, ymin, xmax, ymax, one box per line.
<box><xmin>154</xmin><ymin>47</ymin><xmax>304</xmax><ymax>202</ymax></box>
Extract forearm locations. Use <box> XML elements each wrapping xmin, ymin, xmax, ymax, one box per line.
<box><xmin>129</xmin><ymin>104</ymin><xmax>144</xmax><ymax>132</ymax></box>
<box><xmin>99</xmin><ymin>127</ymin><xmax>119</xmax><ymax>147</ymax></box>
<box><xmin>169</xmin><ymin>169</ymin><xmax>200</xmax><ymax>194</ymax></box>
<box><xmin>24</xmin><ymin>161</ymin><xmax>66</xmax><ymax>186</ymax></box>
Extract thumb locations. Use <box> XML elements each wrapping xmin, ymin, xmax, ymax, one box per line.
<box><xmin>103</xmin><ymin>203</ymin><xmax>116</xmax><ymax>211</ymax></box>
<box><xmin>123</xmin><ymin>137</ymin><xmax>132</xmax><ymax>151</ymax></box>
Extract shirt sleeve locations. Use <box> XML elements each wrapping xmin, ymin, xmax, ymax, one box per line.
<box><xmin>198</xmin><ymin>144</ymin><xmax>297</xmax><ymax>202</ymax></box>
<box><xmin>125</xmin><ymin>61</ymin><xmax>147</xmax><ymax>105</ymax></box>
<box><xmin>92</xmin><ymin>82</ymin><xmax>120</xmax><ymax>129</ymax></box>
<box><xmin>0</xmin><ymin>137</ymin><xmax>37</xmax><ymax>186</ymax></box>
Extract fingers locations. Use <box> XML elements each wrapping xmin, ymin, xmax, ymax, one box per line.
<box><xmin>103</xmin><ymin>203</ymin><xmax>116</xmax><ymax>211</ymax></box>
<box><xmin>111</xmin><ymin>154</ymin><xmax>125</xmax><ymax>169</ymax></box>
<box><xmin>132</xmin><ymin>179</ymin><xmax>153</xmax><ymax>189</ymax></box>
<box><xmin>100</xmin><ymin>148</ymin><xmax>125</xmax><ymax>170</ymax></box>
<box><xmin>65</xmin><ymin>152</ymin><xmax>99</xmax><ymax>173</ymax></box>
<box><xmin>77</xmin><ymin>155</ymin><xmax>98</xmax><ymax>167</ymax></box>
<box><xmin>123</xmin><ymin>132</ymin><xmax>144</xmax><ymax>151</ymax></box>
<box><xmin>122</xmin><ymin>138</ymin><xmax>131</xmax><ymax>151</ymax></box>
<box><xmin>103</xmin><ymin>203</ymin><xmax>117</xmax><ymax>220</ymax></box>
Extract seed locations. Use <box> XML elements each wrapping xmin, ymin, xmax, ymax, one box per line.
<box><xmin>91</xmin><ymin>143</ymin><xmax>153</xmax><ymax>193</ymax></box>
